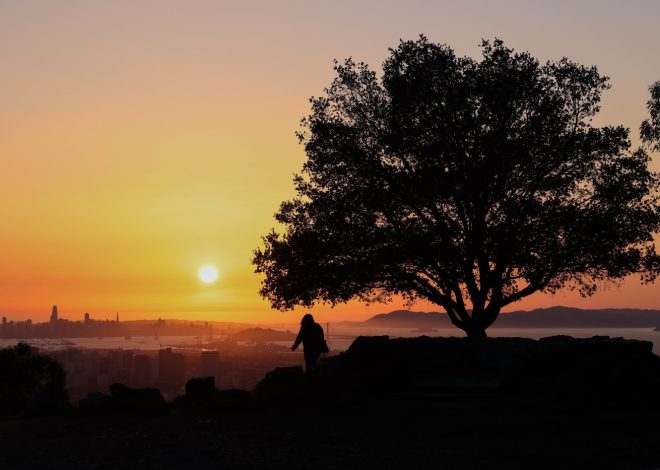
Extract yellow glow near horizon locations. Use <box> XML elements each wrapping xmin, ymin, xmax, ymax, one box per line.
<box><xmin>198</xmin><ymin>266</ymin><xmax>219</xmax><ymax>284</ymax></box>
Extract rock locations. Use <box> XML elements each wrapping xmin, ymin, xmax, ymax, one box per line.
<box><xmin>309</xmin><ymin>335</ymin><xmax>660</xmax><ymax>408</ymax></box>
<box><xmin>254</xmin><ymin>366</ymin><xmax>305</xmax><ymax>397</ymax></box>
<box><xmin>109</xmin><ymin>383</ymin><xmax>168</xmax><ymax>416</ymax></box>
<box><xmin>346</xmin><ymin>336</ymin><xmax>391</xmax><ymax>362</ymax></box>
<box><xmin>174</xmin><ymin>378</ymin><xmax>253</xmax><ymax>414</ymax></box>
<box><xmin>210</xmin><ymin>389</ymin><xmax>252</xmax><ymax>410</ymax></box>
<box><xmin>516</xmin><ymin>336</ymin><xmax>660</xmax><ymax>406</ymax></box>
<box><xmin>185</xmin><ymin>377</ymin><xmax>216</xmax><ymax>399</ymax></box>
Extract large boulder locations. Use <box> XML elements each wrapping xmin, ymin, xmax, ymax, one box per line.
<box><xmin>254</xmin><ymin>366</ymin><xmax>306</xmax><ymax>401</ymax></box>
<box><xmin>173</xmin><ymin>377</ymin><xmax>253</xmax><ymax>414</ymax></box>
<box><xmin>109</xmin><ymin>383</ymin><xmax>168</xmax><ymax>416</ymax></box>
<box><xmin>185</xmin><ymin>377</ymin><xmax>216</xmax><ymax>399</ymax></box>
<box><xmin>512</xmin><ymin>336</ymin><xmax>660</xmax><ymax>406</ymax></box>
<box><xmin>307</xmin><ymin>335</ymin><xmax>660</xmax><ymax>408</ymax></box>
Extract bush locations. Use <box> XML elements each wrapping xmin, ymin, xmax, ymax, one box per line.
<box><xmin>0</xmin><ymin>343</ymin><xmax>69</xmax><ymax>416</ymax></box>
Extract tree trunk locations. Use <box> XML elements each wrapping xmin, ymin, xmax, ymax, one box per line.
<box><xmin>463</xmin><ymin>323</ymin><xmax>488</xmax><ymax>340</ymax></box>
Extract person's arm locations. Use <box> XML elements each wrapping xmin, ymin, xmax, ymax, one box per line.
<box><xmin>292</xmin><ymin>328</ymin><xmax>303</xmax><ymax>351</ymax></box>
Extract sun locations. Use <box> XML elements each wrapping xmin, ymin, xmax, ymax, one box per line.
<box><xmin>198</xmin><ymin>265</ymin><xmax>219</xmax><ymax>284</ymax></box>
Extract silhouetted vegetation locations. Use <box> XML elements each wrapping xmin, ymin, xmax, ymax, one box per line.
<box><xmin>641</xmin><ymin>79</ymin><xmax>660</xmax><ymax>152</ymax></box>
<box><xmin>253</xmin><ymin>37</ymin><xmax>660</xmax><ymax>338</ymax></box>
<box><xmin>0</xmin><ymin>343</ymin><xmax>69</xmax><ymax>416</ymax></box>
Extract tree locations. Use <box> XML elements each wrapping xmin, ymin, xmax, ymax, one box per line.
<box><xmin>0</xmin><ymin>343</ymin><xmax>68</xmax><ymax>416</ymax></box>
<box><xmin>641</xmin><ymin>80</ymin><xmax>660</xmax><ymax>152</ymax></box>
<box><xmin>253</xmin><ymin>37</ymin><xmax>660</xmax><ymax>338</ymax></box>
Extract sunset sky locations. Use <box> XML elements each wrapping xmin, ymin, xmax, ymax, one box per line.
<box><xmin>1</xmin><ymin>1</ymin><xmax>659</xmax><ymax>323</ymax></box>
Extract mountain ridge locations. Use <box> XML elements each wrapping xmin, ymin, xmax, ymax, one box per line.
<box><xmin>348</xmin><ymin>306</ymin><xmax>660</xmax><ymax>328</ymax></box>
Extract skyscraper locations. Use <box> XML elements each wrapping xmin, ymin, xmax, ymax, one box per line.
<box><xmin>50</xmin><ymin>305</ymin><xmax>59</xmax><ymax>323</ymax></box>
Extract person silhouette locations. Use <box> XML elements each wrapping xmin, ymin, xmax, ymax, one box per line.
<box><xmin>291</xmin><ymin>313</ymin><xmax>328</xmax><ymax>374</ymax></box>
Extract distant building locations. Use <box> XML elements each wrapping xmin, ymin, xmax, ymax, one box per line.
<box><xmin>200</xmin><ymin>350</ymin><xmax>220</xmax><ymax>379</ymax></box>
<box><xmin>84</xmin><ymin>312</ymin><xmax>90</xmax><ymax>323</ymax></box>
<box><xmin>158</xmin><ymin>348</ymin><xmax>185</xmax><ymax>391</ymax></box>
<box><xmin>2</xmin><ymin>317</ymin><xmax>6</xmax><ymax>329</ymax></box>
<box><xmin>86</xmin><ymin>351</ymin><xmax>101</xmax><ymax>376</ymax></box>
<box><xmin>122</xmin><ymin>350</ymin><xmax>134</xmax><ymax>370</ymax></box>
<box><xmin>65</xmin><ymin>347</ymin><xmax>84</xmax><ymax>363</ymax></box>
<box><xmin>133</xmin><ymin>354</ymin><xmax>153</xmax><ymax>387</ymax></box>
<box><xmin>108</xmin><ymin>350</ymin><xmax>123</xmax><ymax>370</ymax></box>
<box><xmin>50</xmin><ymin>305</ymin><xmax>59</xmax><ymax>323</ymax></box>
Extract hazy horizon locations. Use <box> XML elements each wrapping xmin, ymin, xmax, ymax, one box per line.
<box><xmin>5</xmin><ymin>304</ymin><xmax>660</xmax><ymax>325</ymax></box>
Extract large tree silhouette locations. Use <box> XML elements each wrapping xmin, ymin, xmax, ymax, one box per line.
<box><xmin>253</xmin><ymin>37</ymin><xmax>660</xmax><ymax>338</ymax></box>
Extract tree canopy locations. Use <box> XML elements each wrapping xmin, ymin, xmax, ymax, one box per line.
<box><xmin>641</xmin><ymin>80</ymin><xmax>660</xmax><ymax>152</ymax></box>
<box><xmin>0</xmin><ymin>343</ymin><xmax>68</xmax><ymax>416</ymax></box>
<box><xmin>253</xmin><ymin>37</ymin><xmax>660</xmax><ymax>338</ymax></box>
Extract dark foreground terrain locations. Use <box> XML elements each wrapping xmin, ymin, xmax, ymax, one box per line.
<box><xmin>3</xmin><ymin>335</ymin><xmax>660</xmax><ymax>469</ymax></box>
<box><xmin>2</xmin><ymin>402</ymin><xmax>660</xmax><ymax>470</ymax></box>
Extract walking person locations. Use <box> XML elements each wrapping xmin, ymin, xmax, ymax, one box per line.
<box><xmin>291</xmin><ymin>313</ymin><xmax>328</xmax><ymax>374</ymax></box>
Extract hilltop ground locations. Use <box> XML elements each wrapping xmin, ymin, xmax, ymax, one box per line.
<box><xmin>2</xmin><ymin>402</ymin><xmax>660</xmax><ymax>470</ymax></box>
<box><xmin>4</xmin><ymin>335</ymin><xmax>660</xmax><ymax>469</ymax></box>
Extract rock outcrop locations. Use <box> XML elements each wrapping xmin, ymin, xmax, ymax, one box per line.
<box><xmin>255</xmin><ymin>335</ymin><xmax>660</xmax><ymax>409</ymax></box>
<box><xmin>80</xmin><ymin>383</ymin><xmax>168</xmax><ymax>416</ymax></box>
<box><xmin>172</xmin><ymin>377</ymin><xmax>253</xmax><ymax>413</ymax></box>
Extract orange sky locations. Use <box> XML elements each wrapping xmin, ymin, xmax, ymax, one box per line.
<box><xmin>1</xmin><ymin>1</ymin><xmax>659</xmax><ymax>323</ymax></box>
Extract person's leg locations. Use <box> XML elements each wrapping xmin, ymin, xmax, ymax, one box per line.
<box><xmin>311</xmin><ymin>353</ymin><xmax>320</xmax><ymax>374</ymax></box>
<box><xmin>304</xmin><ymin>353</ymin><xmax>319</xmax><ymax>374</ymax></box>
<box><xmin>304</xmin><ymin>354</ymin><xmax>314</xmax><ymax>374</ymax></box>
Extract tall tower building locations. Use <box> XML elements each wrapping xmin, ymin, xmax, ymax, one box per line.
<box><xmin>84</xmin><ymin>312</ymin><xmax>90</xmax><ymax>324</ymax></box>
<box><xmin>50</xmin><ymin>305</ymin><xmax>59</xmax><ymax>323</ymax></box>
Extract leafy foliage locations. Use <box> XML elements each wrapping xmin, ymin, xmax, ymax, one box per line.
<box><xmin>253</xmin><ymin>37</ymin><xmax>660</xmax><ymax>337</ymax></box>
<box><xmin>0</xmin><ymin>343</ymin><xmax>69</xmax><ymax>416</ymax></box>
<box><xmin>641</xmin><ymin>80</ymin><xmax>660</xmax><ymax>152</ymax></box>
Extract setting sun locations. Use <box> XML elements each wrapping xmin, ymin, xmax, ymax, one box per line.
<box><xmin>198</xmin><ymin>265</ymin><xmax>219</xmax><ymax>284</ymax></box>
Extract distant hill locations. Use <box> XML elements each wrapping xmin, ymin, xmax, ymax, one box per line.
<box><xmin>363</xmin><ymin>310</ymin><xmax>450</xmax><ymax>328</ymax></box>
<box><xmin>360</xmin><ymin>306</ymin><xmax>660</xmax><ymax>329</ymax></box>
<box><xmin>230</xmin><ymin>327</ymin><xmax>296</xmax><ymax>342</ymax></box>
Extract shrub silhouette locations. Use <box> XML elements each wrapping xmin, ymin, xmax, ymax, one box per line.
<box><xmin>0</xmin><ymin>343</ymin><xmax>69</xmax><ymax>416</ymax></box>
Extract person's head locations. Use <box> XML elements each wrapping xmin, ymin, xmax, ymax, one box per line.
<box><xmin>301</xmin><ymin>313</ymin><xmax>314</xmax><ymax>326</ymax></box>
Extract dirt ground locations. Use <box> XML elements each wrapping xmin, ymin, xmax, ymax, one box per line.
<box><xmin>2</xmin><ymin>402</ymin><xmax>660</xmax><ymax>470</ymax></box>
